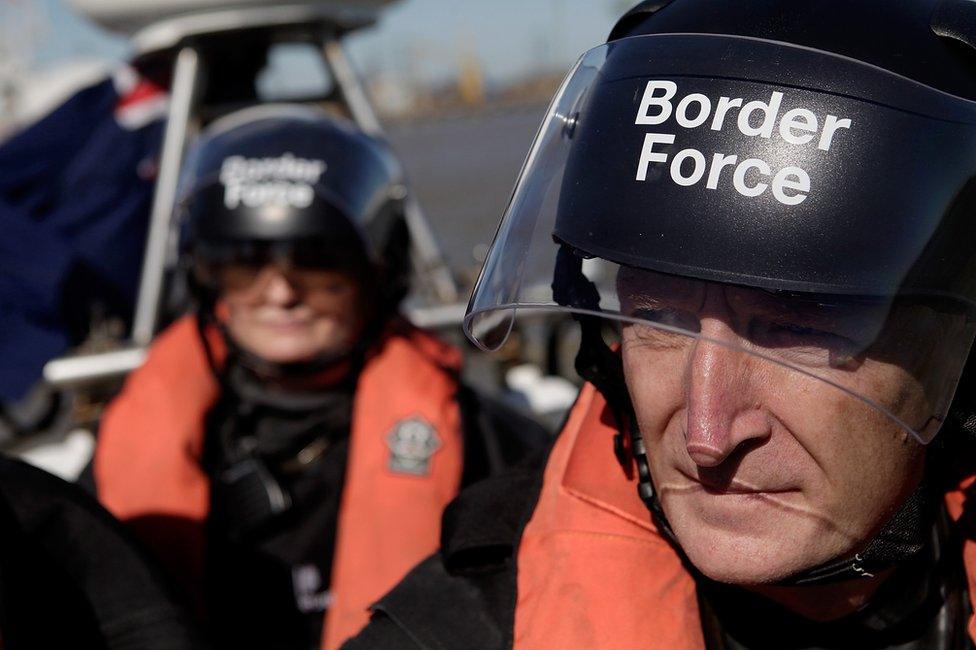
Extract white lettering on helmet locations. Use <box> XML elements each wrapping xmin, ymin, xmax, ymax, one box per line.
<box><xmin>220</xmin><ymin>154</ymin><xmax>326</xmax><ymax>210</ymax></box>
<box><xmin>635</xmin><ymin>80</ymin><xmax>678</xmax><ymax>125</ymax></box>
<box><xmin>631</xmin><ymin>80</ymin><xmax>853</xmax><ymax>206</ymax></box>
<box><xmin>670</xmin><ymin>148</ymin><xmax>707</xmax><ymax>186</ymax></box>
<box><xmin>636</xmin><ymin>133</ymin><xmax>676</xmax><ymax>181</ymax></box>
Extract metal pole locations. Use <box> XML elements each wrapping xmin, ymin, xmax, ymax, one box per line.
<box><xmin>43</xmin><ymin>348</ymin><xmax>148</xmax><ymax>388</ymax></box>
<box><xmin>323</xmin><ymin>37</ymin><xmax>459</xmax><ymax>304</ymax></box>
<box><xmin>323</xmin><ymin>37</ymin><xmax>382</xmax><ymax>135</ymax></box>
<box><xmin>401</xmin><ymin>198</ymin><xmax>460</xmax><ymax>303</ymax></box>
<box><xmin>131</xmin><ymin>46</ymin><xmax>199</xmax><ymax>345</ymax></box>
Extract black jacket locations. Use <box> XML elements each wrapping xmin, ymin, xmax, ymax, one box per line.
<box><xmin>199</xmin><ymin>379</ymin><xmax>551</xmax><ymax>650</ymax></box>
<box><xmin>0</xmin><ymin>454</ymin><xmax>204</xmax><ymax>649</ymax></box>
<box><xmin>343</xmin><ymin>447</ymin><xmax>551</xmax><ymax>650</ymax></box>
<box><xmin>344</xmin><ymin>437</ymin><xmax>975</xmax><ymax>650</ymax></box>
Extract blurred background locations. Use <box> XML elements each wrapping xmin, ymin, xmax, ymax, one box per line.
<box><xmin>0</xmin><ymin>0</ymin><xmax>631</xmax><ymax>476</ymax></box>
<box><xmin>2</xmin><ymin>0</ymin><xmax>628</xmax><ymax>278</ymax></box>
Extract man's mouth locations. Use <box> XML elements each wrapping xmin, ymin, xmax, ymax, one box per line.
<box><xmin>698</xmin><ymin>482</ymin><xmax>797</xmax><ymax>496</ymax></box>
<box><xmin>677</xmin><ymin>468</ymin><xmax>796</xmax><ymax>496</ymax></box>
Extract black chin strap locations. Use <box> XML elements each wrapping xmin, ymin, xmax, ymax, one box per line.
<box><xmin>553</xmin><ymin>245</ymin><xmax>942</xmax><ymax>588</ymax></box>
<box><xmin>573</xmin><ymin>316</ymin><xmax>657</xmax><ymax>511</ymax></box>
<box><xmin>552</xmin><ymin>247</ymin><xmax>659</xmax><ymax>514</ymax></box>
<box><xmin>780</xmin><ymin>477</ymin><xmax>936</xmax><ymax>586</ymax></box>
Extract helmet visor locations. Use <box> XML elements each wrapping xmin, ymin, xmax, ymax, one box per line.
<box><xmin>465</xmin><ymin>34</ymin><xmax>976</xmax><ymax>443</ymax></box>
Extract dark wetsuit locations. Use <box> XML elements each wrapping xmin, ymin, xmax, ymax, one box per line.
<box><xmin>201</xmin><ymin>363</ymin><xmax>550</xmax><ymax>649</ymax></box>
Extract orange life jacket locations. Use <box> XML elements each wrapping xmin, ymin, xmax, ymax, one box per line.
<box><xmin>513</xmin><ymin>383</ymin><xmax>976</xmax><ymax>649</ymax></box>
<box><xmin>95</xmin><ymin>315</ymin><xmax>464</xmax><ymax>649</ymax></box>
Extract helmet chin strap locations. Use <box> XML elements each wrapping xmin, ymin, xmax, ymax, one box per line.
<box><xmin>555</xmin><ymin>246</ymin><xmax>938</xmax><ymax>589</ymax></box>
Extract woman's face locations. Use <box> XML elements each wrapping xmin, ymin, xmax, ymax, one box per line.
<box><xmin>221</xmin><ymin>262</ymin><xmax>365</xmax><ymax>365</ymax></box>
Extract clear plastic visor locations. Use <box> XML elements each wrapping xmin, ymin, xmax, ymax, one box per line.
<box><xmin>464</xmin><ymin>39</ymin><xmax>976</xmax><ymax>444</ymax></box>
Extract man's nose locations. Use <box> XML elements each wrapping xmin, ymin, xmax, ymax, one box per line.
<box><xmin>684</xmin><ymin>322</ymin><xmax>772</xmax><ymax>467</ymax></box>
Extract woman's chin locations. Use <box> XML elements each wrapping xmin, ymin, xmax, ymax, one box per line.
<box><xmin>237</xmin><ymin>326</ymin><xmax>352</xmax><ymax>364</ymax></box>
<box><xmin>237</xmin><ymin>334</ymin><xmax>324</xmax><ymax>365</ymax></box>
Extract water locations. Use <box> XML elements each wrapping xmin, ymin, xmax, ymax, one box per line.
<box><xmin>387</xmin><ymin>104</ymin><xmax>547</xmax><ymax>282</ymax></box>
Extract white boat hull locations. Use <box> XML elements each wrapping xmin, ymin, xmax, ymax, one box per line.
<box><xmin>69</xmin><ymin>0</ymin><xmax>399</xmax><ymax>36</ymax></box>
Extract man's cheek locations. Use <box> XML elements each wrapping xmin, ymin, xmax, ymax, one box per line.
<box><xmin>627</xmin><ymin>374</ymin><xmax>672</xmax><ymax>438</ymax></box>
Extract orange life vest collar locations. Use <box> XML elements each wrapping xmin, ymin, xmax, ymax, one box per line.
<box><xmin>515</xmin><ymin>384</ymin><xmax>976</xmax><ymax>649</ymax></box>
<box><xmin>96</xmin><ymin>315</ymin><xmax>463</xmax><ymax>649</ymax></box>
<box><xmin>323</xmin><ymin>322</ymin><xmax>463</xmax><ymax>649</ymax></box>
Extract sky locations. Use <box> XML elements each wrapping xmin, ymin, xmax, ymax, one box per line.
<box><xmin>13</xmin><ymin>0</ymin><xmax>632</xmax><ymax>87</ymax></box>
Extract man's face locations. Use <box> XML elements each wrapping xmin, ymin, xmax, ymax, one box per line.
<box><xmin>616</xmin><ymin>267</ymin><xmax>943</xmax><ymax>585</ymax></box>
<box><xmin>221</xmin><ymin>262</ymin><xmax>364</xmax><ymax>365</ymax></box>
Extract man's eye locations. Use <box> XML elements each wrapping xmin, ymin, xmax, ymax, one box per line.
<box><xmin>762</xmin><ymin>321</ymin><xmax>834</xmax><ymax>341</ymax></box>
<box><xmin>630</xmin><ymin>308</ymin><xmax>701</xmax><ymax>333</ymax></box>
<box><xmin>752</xmin><ymin>320</ymin><xmax>861</xmax><ymax>352</ymax></box>
<box><xmin>773</xmin><ymin>323</ymin><xmax>824</xmax><ymax>338</ymax></box>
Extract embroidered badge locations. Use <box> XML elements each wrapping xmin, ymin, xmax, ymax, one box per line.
<box><xmin>386</xmin><ymin>417</ymin><xmax>441</xmax><ymax>476</ymax></box>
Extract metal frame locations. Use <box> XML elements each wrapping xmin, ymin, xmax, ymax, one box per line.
<box><xmin>132</xmin><ymin>46</ymin><xmax>200</xmax><ymax>345</ymax></box>
<box><xmin>44</xmin><ymin>4</ymin><xmax>460</xmax><ymax>388</ymax></box>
